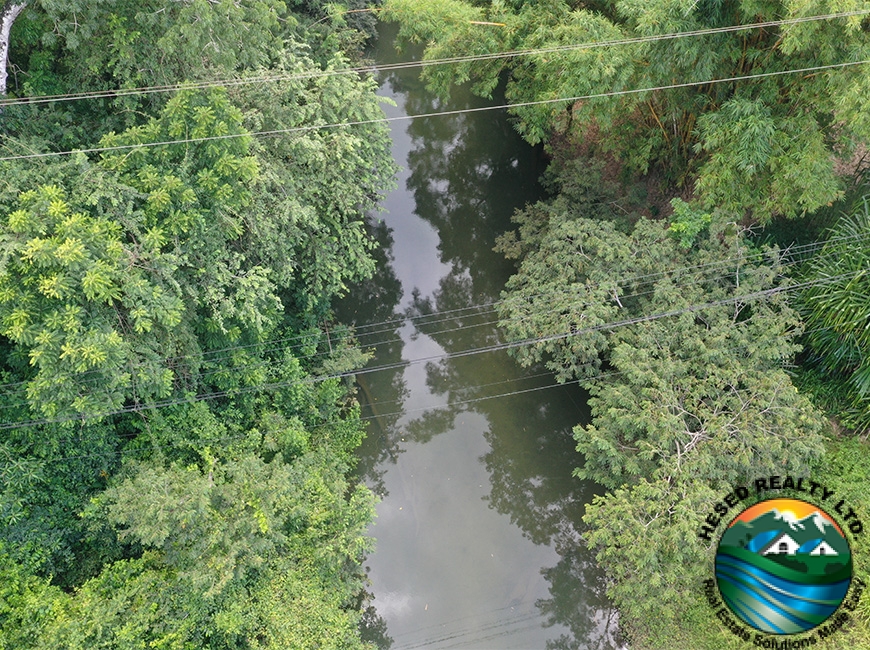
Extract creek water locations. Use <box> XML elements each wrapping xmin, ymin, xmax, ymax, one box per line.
<box><xmin>336</xmin><ymin>23</ymin><xmax>623</xmax><ymax>650</ymax></box>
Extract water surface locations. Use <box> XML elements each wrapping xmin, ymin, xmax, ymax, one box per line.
<box><xmin>337</xmin><ymin>23</ymin><xmax>623</xmax><ymax>650</ymax></box>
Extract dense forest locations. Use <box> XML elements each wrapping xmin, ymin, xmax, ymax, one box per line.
<box><xmin>3</xmin><ymin>1</ymin><xmax>870</xmax><ymax>649</ymax></box>
<box><xmin>0</xmin><ymin>1</ymin><xmax>394</xmax><ymax>648</ymax></box>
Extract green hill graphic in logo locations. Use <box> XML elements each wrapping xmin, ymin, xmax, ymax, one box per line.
<box><xmin>715</xmin><ymin>498</ymin><xmax>852</xmax><ymax>635</ymax></box>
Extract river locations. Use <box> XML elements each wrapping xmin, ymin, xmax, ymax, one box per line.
<box><xmin>336</xmin><ymin>23</ymin><xmax>624</xmax><ymax>650</ymax></box>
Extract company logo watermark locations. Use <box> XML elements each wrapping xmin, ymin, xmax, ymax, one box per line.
<box><xmin>699</xmin><ymin>476</ymin><xmax>865</xmax><ymax>646</ymax></box>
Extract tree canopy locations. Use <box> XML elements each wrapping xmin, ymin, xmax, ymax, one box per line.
<box><xmin>383</xmin><ymin>0</ymin><xmax>870</xmax><ymax>220</ymax></box>
<box><xmin>493</xmin><ymin>158</ymin><xmax>833</xmax><ymax>644</ymax></box>
<box><xmin>0</xmin><ymin>2</ymin><xmax>394</xmax><ymax>647</ymax></box>
<box><xmin>383</xmin><ymin>1</ymin><xmax>870</xmax><ymax>646</ymax></box>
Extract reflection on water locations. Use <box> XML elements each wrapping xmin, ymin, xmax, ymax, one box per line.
<box><xmin>336</xmin><ymin>22</ymin><xmax>624</xmax><ymax>650</ymax></box>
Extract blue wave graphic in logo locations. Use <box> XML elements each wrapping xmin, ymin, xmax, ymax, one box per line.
<box><xmin>715</xmin><ymin>551</ymin><xmax>851</xmax><ymax>634</ymax></box>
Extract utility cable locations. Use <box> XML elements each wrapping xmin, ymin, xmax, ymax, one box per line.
<box><xmin>0</xmin><ymin>269</ymin><xmax>856</xmax><ymax>432</ymax></box>
<box><xmin>0</xmin><ymin>217</ymin><xmax>855</xmax><ymax>402</ymax></box>
<box><xmin>0</xmin><ymin>9</ymin><xmax>866</xmax><ymax>109</ymax></box>
<box><xmin>0</xmin><ymin>374</ymin><xmax>589</xmax><ymax>471</ymax></box>
<box><xmin>1</xmin><ymin>57</ymin><xmax>868</xmax><ymax>162</ymax></box>
<box><xmin>0</xmin><ymin>233</ymin><xmax>847</xmax><ymax>411</ymax></box>
<box><xmin>0</xmin><ymin>319</ymin><xmax>835</xmax><ymax>470</ymax></box>
<box><xmin>0</xmin><ymin>230</ymin><xmax>852</xmax><ymax>421</ymax></box>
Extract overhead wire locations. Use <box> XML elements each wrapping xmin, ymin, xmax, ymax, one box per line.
<box><xmin>0</xmin><ymin>9</ymin><xmax>859</xmax><ymax>385</ymax></box>
<box><xmin>0</xmin><ymin>369</ymin><xmax>560</xmax><ymax>464</ymax></box>
<box><xmin>0</xmin><ymin>231</ymin><xmax>853</xmax><ymax>414</ymax></box>
<box><xmin>0</xmin><ymin>226</ymin><xmax>856</xmax><ymax>404</ymax></box>
<box><xmin>0</xmin><ymin>9</ymin><xmax>866</xmax><ymax>109</ymax></box>
<box><xmin>0</xmin><ymin>268</ymin><xmax>859</xmax><ymax>433</ymax></box>
<box><xmin>0</xmin><ymin>371</ymin><xmax>826</xmax><ymax>476</ymax></box>
<box><xmin>0</xmin><ymin>317</ymin><xmax>838</xmax><ymax>471</ymax></box>
<box><xmin>0</xmin><ymin>374</ymin><xmax>589</xmax><ymax>472</ymax></box>
<box><xmin>385</xmin><ymin>601</ymin><xmax>548</xmax><ymax>650</ymax></box>
<box><xmin>0</xmin><ymin>7</ymin><xmax>860</xmax><ymax>411</ymax></box>
<box><xmin>0</xmin><ymin>11</ymin><xmax>864</xmax><ymax>449</ymax></box>
<box><xmin>0</xmin><ymin>17</ymin><xmax>863</xmax><ymax>646</ymax></box>
<box><xmin>0</xmin><ymin>230</ymin><xmax>855</xmax><ymax>425</ymax></box>
<box><xmin>2</xmin><ymin>56</ymin><xmax>869</xmax><ymax>162</ymax></box>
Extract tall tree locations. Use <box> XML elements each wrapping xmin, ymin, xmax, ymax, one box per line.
<box><xmin>383</xmin><ymin>0</ymin><xmax>870</xmax><ymax>220</ymax></box>
<box><xmin>495</xmin><ymin>189</ymin><xmax>828</xmax><ymax>645</ymax></box>
<box><xmin>0</xmin><ymin>89</ymin><xmax>265</xmax><ymax>418</ymax></box>
<box><xmin>1</xmin><ymin>436</ymin><xmax>378</xmax><ymax>649</ymax></box>
<box><xmin>0</xmin><ymin>75</ymin><xmax>394</xmax><ymax>419</ymax></box>
<box><xmin>0</xmin><ymin>4</ymin><xmax>395</xmax><ymax>648</ymax></box>
<box><xmin>497</xmin><ymin>202</ymin><xmax>825</xmax><ymax>487</ymax></box>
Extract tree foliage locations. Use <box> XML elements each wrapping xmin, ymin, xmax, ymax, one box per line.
<box><xmin>0</xmin><ymin>179</ymin><xmax>183</xmax><ymax>417</ymax></box>
<box><xmin>377</xmin><ymin>0</ymin><xmax>870</xmax><ymax>646</ymax></box>
<box><xmin>498</xmin><ymin>201</ymin><xmax>825</xmax><ymax>488</ymax></box>
<box><xmin>0</xmin><ymin>2</ymin><xmax>392</xmax><ymax>647</ymax></box>
<box><xmin>800</xmin><ymin>197</ymin><xmax>870</xmax><ymax>432</ymax></box>
<box><xmin>383</xmin><ymin>0</ymin><xmax>870</xmax><ymax>219</ymax></box>
<box><xmin>0</xmin><ymin>72</ymin><xmax>393</xmax><ymax>418</ymax></box>
<box><xmin>582</xmin><ymin>477</ymin><xmax>716</xmax><ymax>639</ymax></box>
<box><xmin>496</xmin><ymin>178</ymin><xmax>828</xmax><ymax>643</ymax></box>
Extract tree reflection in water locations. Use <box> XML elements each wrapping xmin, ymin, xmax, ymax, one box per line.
<box><xmin>336</xmin><ymin>217</ymin><xmax>407</xmax><ymax>501</ymax></box>
<box><xmin>398</xmin><ymin>66</ymin><xmax>624</xmax><ymax>650</ymax></box>
<box><xmin>337</xmin><ymin>22</ymin><xmax>624</xmax><ymax>649</ymax></box>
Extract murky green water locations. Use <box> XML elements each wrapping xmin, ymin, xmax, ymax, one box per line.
<box><xmin>336</xmin><ymin>23</ymin><xmax>623</xmax><ymax>650</ymax></box>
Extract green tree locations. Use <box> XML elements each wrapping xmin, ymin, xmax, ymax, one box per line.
<box><xmin>228</xmin><ymin>50</ymin><xmax>397</xmax><ymax>316</ymax></box>
<box><xmin>8</xmin><ymin>0</ymin><xmax>287</xmax><ymax>97</ymax></box>
<box><xmin>0</xmin><ymin>326</ymin><xmax>378</xmax><ymax>646</ymax></box>
<box><xmin>0</xmin><ymin>5</ymin><xmax>394</xmax><ymax>648</ymax></box>
<box><xmin>1</xmin><ymin>0</ymin><xmax>291</xmax><ymax>153</ymax></box>
<box><xmin>0</xmin><ymin>89</ymin><xmax>266</xmax><ymax>418</ymax></box>
<box><xmin>0</xmin><ymin>415</ymin><xmax>122</xmax><ymax>584</ymax></box>
<box><xmin>0</xmin><ymin>548</ymin><xmax>66</xmax><ymax>650</ymax></box>
<box><xmin>0</xmin><ymin>180</ymin><xmax>185</xmax><ymax>417</ymax></box>
<box><xmin>383</xmin><ymin>0</ymin><xmax>870</xmax><ymax>219</ymax></box>
<box><xmin>1</xmin><ymin>412</ymin><xmax>377</xmax><ymax>650</ymax></box>
<box><xmin>496</xmin><ymin>191</ymin><xmax>828</xmax><ymax>645</ymax></box>
<box><xmin>0</xmin><ymin>78</ymin><xmax>394</xmax><ymax>419</ymax></box>
<box><xmin>576</xmin><ymin>298</ymin><xmax>824</xmax><ymax>490</ymax></box>
<box><xmin>582</xmin><ymin>477</ymin><xmax>719</xmax><ymax>644</ymax></box>
<box><xmin>497</xmin><ymin>206</ymin><xmax>825</xmax><ymax>487</ymax></box>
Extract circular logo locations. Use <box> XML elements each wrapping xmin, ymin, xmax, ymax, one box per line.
<box><xmin>715</xmin><ymin>498</ymin><xmax>853</xmax><ymax>635</ymax></box>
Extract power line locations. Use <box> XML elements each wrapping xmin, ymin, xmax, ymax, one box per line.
<box><xmin>0</xmin><ymin>318</ymin><xmax>837</xmax><ymax>470</ymax></box>
<box><xmin>0</xmin><ymin>206</ymin><xmax>843</xmax><ymax>399</ymax></box>
<box><xmin>0</xmin><ymin>233</ymin><xmax>849</xmax><ymax>411</ymax></box>
<box><xmin>1</xmin><ymin>57</ymin><xmax>868</xmax><ymax>162</ymax></box>
<box><xmin>0</xmin><ymin>229</ymin><xmax>853</xmax><ymax>412</ymax></box>
<box><xmin>0</xmin><ymin>30</ymin><xmax>859</xmax><ymax>408</ymax></box>
<box><xmin>0</xmin><ymin>10</ymin><xmax>866</xmax><ymax>109</ymax></box>
<box><xmin>0</xmin><ymin>12</ymin><xmax>861</xmax><ymax>398</ymax></box>
<box><xmin>0</xmin><ymin>332</ymin><xmax>822</xmax><ymax>471</ymax></box>
<box><xmin>0</xmin><ymin>270</ymin><xmax>856</xmax><ymax>432</ymax></box>
<box><xmin>0</xmin><ymin>374</ymin><xmax>587</xmax><ymax>472</ymax></box>
<box><xmin>0</xmin><ymin>12</ymin><xmax>863</xmax><ymax>427</ymax></box>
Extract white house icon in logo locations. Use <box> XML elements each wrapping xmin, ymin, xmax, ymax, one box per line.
<box><xmin>762</xmin><ymin>532</ymin><xmax>800</xmax><ymax>556</ymax></box>
<box><xmin>760</xmin><ymin>532</ymin><xmax>839</xmax><ymax>557</ymax></box>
